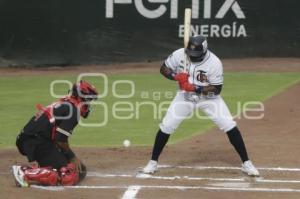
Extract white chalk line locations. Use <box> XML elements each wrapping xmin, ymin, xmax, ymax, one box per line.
<box><xmin>32</xmin><ymin>184</ymin><xmax>300</xmax><ymax>193</ymax></box>
<box><xmin>88</xmin><ymin>172</ymin><xmax>132</xmax><ymax>178</ymax></box>
<box><xmin>88</xmin><ymin>172</ymin><xmax>300</xmax><ymax>184</ymax></box>
<box><xmin>2</xmin><ymin>165</ymin><xmax>300</xmax><ymax>176</ymax></box>
<box><xmin>256</xmin><ymin>179</ymin><xmax>300</xmax><ymax>184</ymax></box>
<box><xmin>88</xmin><ymin>172</ymin><xmax>245</xmax><ymax>182</ymax></box>
<box><xmin>158</xmin><ymin>165</ymin><xmax>300</xmax><ymax>172</ymax></box>
<box><xmin>31</xmin><ymin>185</ymin><xmax>127</xmax><ymax>191</ymax></box>
<box><xmin>11</xmin><ymin>165</ymin><xmax>300</xmax><ymax>195</ymax></box>
<box><xmin>208</xmin><ymin>182</ymin><xmax>251</xmax><ymax>188</ymax></box>
<box><xmin>121</xmin><ymin>186</ymin><xmax>141</xmax><ymax>199</ymax></box>
<box><xmin>32</xmin><ymin>169</ymin><xmax>300</xmax><ymax>194</ymax></box>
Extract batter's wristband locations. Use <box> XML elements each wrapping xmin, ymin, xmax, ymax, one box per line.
<box><xmin>166</xmin><ymin>72</ymin><xmax>176</xmax><ymax>80</ymax></box>
<box><xmin>64</xmin><ymin>150</ymin><xmax>75</xmax><ymax>160</ymax></box>
<box><xmin>195</xmin><ymin>86</ymin><xmax>203</xmax><ymax>94</ymax></box>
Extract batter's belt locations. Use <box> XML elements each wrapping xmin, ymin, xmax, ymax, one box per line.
<box><xmin>183</xmin><ymin>92</ymin><xmax>219</xmax><ymax>103</ymax></box>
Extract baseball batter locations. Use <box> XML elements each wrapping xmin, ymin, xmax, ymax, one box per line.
<box><xmin>143</xmin><ymin>35</ymin><xmax>259</xmax><ymax>176</ymax></box>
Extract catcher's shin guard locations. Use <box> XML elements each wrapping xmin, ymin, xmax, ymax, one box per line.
<box><xmin>23</xmin><ymin>166</ymin><xmax>59</xmax><ymax>186</ymax></box>
<box><xmin>59</xmin><ymin>163</ymin><xmax>79</xmax><ymax>186</ymax></box>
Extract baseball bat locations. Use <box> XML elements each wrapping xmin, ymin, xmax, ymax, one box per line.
<box><xmin>183</xmin><ymin>8</ymin><xmax>191</xmax><ymax>73</ymax></box>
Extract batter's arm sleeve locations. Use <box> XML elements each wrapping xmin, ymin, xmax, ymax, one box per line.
<box><xmin>164</xmin><ymin>49</ymin><xmax>182</xmax><ymax>71</ymax></box>
<box><xmin>160</xmin><ymin>63</ymin><xmax>176</xmax><ymax>80</ymax></box>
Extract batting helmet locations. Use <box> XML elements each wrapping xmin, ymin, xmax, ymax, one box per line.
<box><xmin>185</xmin><ymin>35</ymin><xmax>208</xmax><ymax>62</ymax></box>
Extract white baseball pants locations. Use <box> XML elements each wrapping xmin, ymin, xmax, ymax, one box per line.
<box><xmin>159</xmin><ymin>92</ymin><xmax>237</xmax><ymax>134</ymax></box>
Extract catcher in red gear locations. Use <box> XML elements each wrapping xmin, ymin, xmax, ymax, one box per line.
<box><xmin>12</xmin><ymin>80</ymin><xmax>98</xmax><ymax>187</ymax></box>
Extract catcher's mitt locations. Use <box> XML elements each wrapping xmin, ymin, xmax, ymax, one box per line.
<box><xmin>79</xmin><ymin>162</ymin><xmax>87</xmax><ymax>181</ymax></box>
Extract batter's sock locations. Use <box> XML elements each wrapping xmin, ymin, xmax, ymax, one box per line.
<box><xmin>151</xmin><ymin>129</ymin><xmax>170</xmax><ymax>161</ymax></box>
<box><xmin>226</xmin><ymin>127</ymin><xmax>249</xmax><ymax>163</ymax></box>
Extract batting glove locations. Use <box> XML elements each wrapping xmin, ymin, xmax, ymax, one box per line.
<box><xmin>174</xmin><ymin>73</ymin><xmax>189</xmax><ymax>83</ymax></box>
<box><xmin>181</xmin><ymin>82</ymin><xmax>196</xmax><ymax>92</ymax></box>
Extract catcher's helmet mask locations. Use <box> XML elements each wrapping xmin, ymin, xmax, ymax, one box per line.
<box><xmin>70</xmin><ymin>80</ymin><xmax>98</xmax><ymax>118</ymax></box>
<box><xmin>71</xmin><ymin>80</ymin><xmax>98</xmax><ymax>102</ymax></box>
<box><xmin>185</xmin><ymin>35</ymin><xmax>208</xmax><ymax>62</ymax></box>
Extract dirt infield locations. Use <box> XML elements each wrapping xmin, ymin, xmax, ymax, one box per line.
<box><xmin>1</xmin><ymin>58</ymin><xmax>300</xmax><ymax>198</ymax></box>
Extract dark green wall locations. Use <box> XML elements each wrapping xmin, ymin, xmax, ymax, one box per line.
<box><xmin>0</xmin><ymin>0</ymin><xmax>299</xmax><ymax>67</ymax></box>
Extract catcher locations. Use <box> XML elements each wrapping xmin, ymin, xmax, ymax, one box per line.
<box><xmin>12</xmin><ymin>80</ymin><xmax>98</xmax><ymax>187</ymax></box>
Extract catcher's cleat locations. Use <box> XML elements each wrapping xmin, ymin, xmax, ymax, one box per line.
<box><xmin>12</xmin><ymin>165</ymin><xmax>29</xmax><ymax>187</ymax></box>
<box><xmin>241</xmin><ymin>160</ymin><xmax>260</xmax><ymax>177</ymax></box>
<box><xmin>142</xmin><ymin>160</ymin><xmax>158</xmax><ymax>174</ymax></box>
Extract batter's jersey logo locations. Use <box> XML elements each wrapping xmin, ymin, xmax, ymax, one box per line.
<box><xmin>196</xmin><ymin>70</ymin><xmax>208</xmax><ymax>83</ymax></box>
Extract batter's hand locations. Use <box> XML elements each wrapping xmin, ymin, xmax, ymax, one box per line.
<box><xmin>174</xmin><ymin>73</ymin><xmax>189</xmax><ymax>83</ymax></box>
<box><xmin>181</xmin><ymin>82</ymin><xmax>196</xmax><ymax>92</ymax></box>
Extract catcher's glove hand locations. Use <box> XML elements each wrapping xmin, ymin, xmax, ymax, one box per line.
<box><xmin>70</xmin><ymin>157</ymin><xmax>87</xmax><ymax>182</ymax></box>
<box><xmin>79</xmin><ymin>162</ymin><xmax>87</xmax><ymax>181</ymax></box>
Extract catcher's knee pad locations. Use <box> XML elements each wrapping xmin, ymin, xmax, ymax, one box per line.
<box><xmin>23</xmin><ymin>166</ymin><xmax>59</xmax><ymax>186</ymax></box>
<box><xmin>59</xmin><ymin>163</ymin><xmax>79</xmax><ymax>186</ymax></box>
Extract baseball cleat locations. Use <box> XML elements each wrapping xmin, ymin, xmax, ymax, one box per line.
<box><xmin>241</xmin><ymin>160</ymin><xmax>260</xmax><ymax>177</ymax></box>
<box><xmin>12</xmin><ymin>165</ymin><xmax>29</xmax><ymax>187</ymax></box>
<box><xmin>142</xmin><ymin>160</ymin><xmax>158</xmax><ymax>174</ymax></box>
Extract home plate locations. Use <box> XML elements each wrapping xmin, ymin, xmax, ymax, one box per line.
<box><xmin>209</xmin><ymin>182</ymin><xmax>251</xmax><ymax>188</ymax></box>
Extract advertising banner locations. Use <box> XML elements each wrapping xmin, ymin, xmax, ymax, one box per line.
<box><xmin>0</xmin><ymin>0</ymin><xmax>299</xmax><ymax>66</ymax></box>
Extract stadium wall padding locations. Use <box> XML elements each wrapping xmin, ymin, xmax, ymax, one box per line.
<box><xmin>0</xmin><ymin>0</ymin><xmax>299</xmax><ymax>67</ymax></box>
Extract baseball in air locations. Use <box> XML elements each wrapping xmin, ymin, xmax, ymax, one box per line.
<box><xmin>123</xmin><ymin>139</ymin><xmax>131</xmax><ymax>147</ymax></box>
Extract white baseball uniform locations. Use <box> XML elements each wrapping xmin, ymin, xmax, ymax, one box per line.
<box><xmin>159</xmin><ymin>48</ymin><xmax>236</xmax><ymax>134</ymax></box>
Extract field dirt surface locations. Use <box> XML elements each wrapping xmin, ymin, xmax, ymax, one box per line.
<box><xmin>1</xmin><ymin>58</ymin><xmax>300</xmax><ymax>199</ymax></box>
